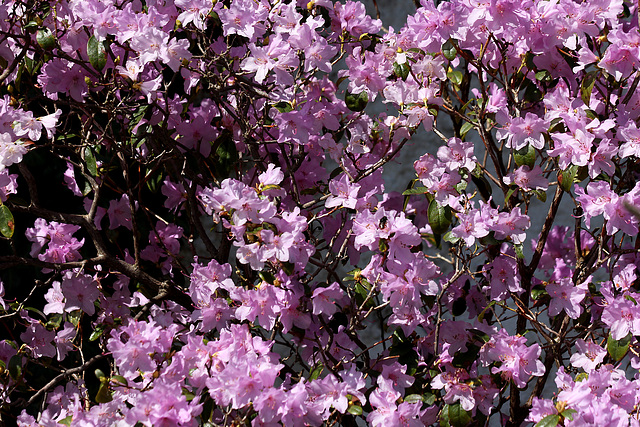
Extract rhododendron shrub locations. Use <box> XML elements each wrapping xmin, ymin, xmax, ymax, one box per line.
<box><xmin>2</xmin><ymin>0</ymin><xmax>640</xmax><ymax>425</ymax></box>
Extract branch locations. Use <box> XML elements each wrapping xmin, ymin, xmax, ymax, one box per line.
<box><xmin>18</xmin><ymin>354</ymin><xmax>108</xmax><ymax>409</ymax></box>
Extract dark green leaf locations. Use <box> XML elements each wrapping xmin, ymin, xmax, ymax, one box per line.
<box><xmin>310</xmin><ymin>364</ymin><xmax>324</xmax><ymax>380</ymax></box>
<box><xmin>402</xmin><ymin>186</ymin><xmax>429</xmax><ymax>196</ymax></box>
<box><xmin>0</xmin><ymin>205</ymin><xmax>14</xmax><ymax>238</ymax></box>
<box><xmin>213</xmin><ymin>131</ymin><xmax>239</xmax><ymax>178</ymax></box>
<box><xmin>424</xmin><ymin>392</ymin><xmax>436</xmax><ymax>405</ymax></box>
<box><xmin>258</xmin><ymin>271</ymin><xmax>275</xmax><ymax>285</ymax></box>
<box><xmin>273</xmin><ymin>101</ymin><xmax>293</xmax><ymax>113</ymax></box>
<box><xmin>448</xmin><ymin>403</ymin><xmax>472</xmax><ymax>427</ymax></box>
<box><xmin>87</xmin><ymin>35</ymin><xmax>107</xmax><ymax>72</ymax></box>
<box><xmin>533</xmin><ymin>190</ymin><xmax>547</xmax><ymax>203</ymax></box>
<box><xmin>607</xmin><ymin>333</ymin><xmax>631</xmax><ymax>362</ymax></box>
<box><xmin>393</xmin><ymin>62</ymin><xmax>410</xmax><ymax>80</ymax></box>
<box><xmin>514</xmin><ymin>144</ymin><xmax>536</xmax><ymax>168</ymax></box>
<box><xmin>452</xmin><ymin>344</ymin><xmax>480</xmax><ymax>368</ymax></box>
<box><xmin>558</xmin><ymin>165</ymin><xmax>578</xmax><ymax>192</ymax></box>
<box><xmin>442</xmin><ymin>39</ymin><xmax>457</xmax><ymax>61</ymax></box>
<box><xmin>581</xmin><ymin>72</ymin><xmax>597</xmax><ymax>105</ymax></box>
<box><xmin>8</xmin><ymin>355</ymin><xmax>22</xmax><ymax>380</ymax></box>
<box><xmin>428</xmin><ymin>200</ymin><xmax>452</xmax><ymax>235</ymax></box>
<box><xmin>345</xmin><ymin>91</ymin><xmax>368</xmax><ymax>112</ymax></box>
<box><xmin>36</xmin><ymin>28</ymin><xmax>56</xmax><ymax>50</ymax></box>
<box><xmin>89</xmin><ymin>325</ymin><xmax>105</xmax><ymax>341</ymax></box>
<box><xmin>84</xmin><ymin>147</ymin><xmax>97</xmax><ymax>176</ymax></box>
<box><xmin>531</xmin><ymin>285</ymin><xmax>548</xmax><ymax>300</ymax></box>
<box><xmin>535</xmin><ymin>414</ymin><xmax>560</xmax><ymax>427</ymax></box>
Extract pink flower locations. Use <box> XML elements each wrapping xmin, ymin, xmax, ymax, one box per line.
<box><xmin>43</xmin><ymin>281</ymin><xmax>65</xmax><ymax>315</ymax></box>
<box><xmin>0</xmin><ymin>132</ymin><xmax>29</xmax><ymax>171</ymax></box>
<box><xmin>546</xmin><ymin>260</ymin><xmax>587</xmax><ymax>319</ymax></box>
<box><xmin>311</xmin><ymin>282</ymin><xmax>344</xmax><ymax>317</ymax></box>
<box><xmin>0</xmin><ymin>169</ymin><xmax>18</xmax><ymax>201</ymax></box>
<box><xmin>503</xmin><ymin>165</ymin><xmax>548</xmax><ymax>191</ymax></box>
<box><xmin>570</xmin><ymin>339</ymin><xmax>606</xmax><ymax>372</ymax></box>
<box><xmin>61</xmin><ymin>271</ymin><xmax>100</xmax><ymax>316</ymax></box>
<box><xmin>602</xmin><ymin>293</ymin><xmax>640</xmax><ymax>340</ymax></box>
<box><xmin>107</xmin><ymin>194</ymin><xmax>134</xmax><ymax>230</ymax></box>
<box><xmin>502</xmin><ymin>113</ymin><xmax>548</xmax><ymax>150</ymax></box>
<box><xmin>325</xmin><ymin>174</ymin><xmax>361</xmax><ymax>209</ymax></box>
<box><xmin>480</xmin><ymin>329</ymin><xmax>545</xmax><ymax>388</ymax></box>
<box><xmin>437</xmin><ymin>138</ymin><xmax>476</xmax><ymax>172</ymax></box>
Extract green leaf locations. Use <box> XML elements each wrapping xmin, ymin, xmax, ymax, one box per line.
<box><xmin>452</xmin><ymin>344</ymin><xmax>480</xmax><ymax>368</ymax></box>
<box><xmin>459</xmin><ymin>121</ymin><xmax>474</xmax><ymax>139</ymax></box>
<box><xmin>345</xmin><ymin>91</ymin><xmax>368</xmax><ymax>112</ymax></box>
<box><xmin>514</xmin><ymin>144</ymin><xmax>536</xmax><ymax>168</ymax></box>
<box><xmin>533</xmin><ymin>190</ymin><xmax>547</xmax><ymax>203</ymax></box>
<box><xmin>0</xmin><ymin>205</ymin><xmax>14</xmax><ymax>238</ymax></box>
<box><xmin>442</xmin><ymin>39</ymin><xmax>457</xmax><ymax>61</ymax></box>
<box><xmin>471</xmin><ymin>174</ymin><xmax>492</xmax><ymax>201</ymax></box>
<box><xmin>57</xmin><ymin>416</ymin><xmax>73</xmax><ymax>426</ymax></box>
<box><xmin>403</xmin><ymin>394</ymin><xmax>423</xmax><ymax>404</ymax></box>
<box><xmin>310</xmin><ymin>364</ymin><xmax>324</xmax><ymax>380</ymax></box>
<box><xmin>447</xmin><ymin>70</ymin><xmax>463</xmax><ymax>86</ymax></box>
<box><xmin>347</xmin><ymin>404</ymin><xmax>363</xmax><ymax>416</ymax></box>
<box><xmin>477</xmin><ymin>301</ymin><xmax>496</xmax><ymax>323</ymax></box>
<box><xmin>424</xmin><ymin>392</ymin><xmax>436</xmax><ymax>406</ymax></box>
<box><xmin>442</xmin><ymin>231</ymin><xmax>460</xmax><ymax>244</ymax></box>
<box><xmin>531</xmin><ymin>285</ymin><xmax>548</xmax><ymax>300</ymax></box>
<box><xmin>393</xmin><ymin>61</ymin><xmax>410</xmax><ymax>80</ymax></box>
<box><xmin>402</xmin><ymin>186</ymin><xmax>429</xmax><ymax>196</ymax></box>
<box><xmin>561</xmin><ymin>408</ymin><xmax>577</xmax><ymax>421</ymax></box>
<box><xmin>95</xmin><ymin>369</ymin><xmax>107</xmax><ymax>381</ymax></box>
<box><xmin>535</xmin><ymin>70</ymin><xmax>551</xmax><ymax>82</ymax></box>
<box><xmin>87</xmin><ymin>35</ymin><xmax>107</xmax><ymax>72</ymax></box>
<box><xmin>84</xmin><ymin>147</ymin><xmax>97</xmax><ymax>176</ymax></box>
<box><xmin>607</xmin><ymin>333</ymin><xmax>631</xmax><ymax>362</ymax></box>
<box><xmin>213</xmin><ymin>131</ymin><xmax>239</xmax><ymax>179</ymax></box>
<box><xmin>558</xmin><ymin>165</ymin><xmax>578</xmax><ymax>192</ymax></box>
<box><xmin>448</xmin><ymin>403</ymin><xmax>472</xmax><ymax>427</ymax></box>
<box><xmin>111</xmin><ymin>375</ymin><xmax>128</xmax><ymax>386</ymax></box>
<box><xmin>514</xmin><ymin>243</ymin><xmax>525</xmax><ymax>259</ymax></box>
<box><xmin>95</xmin><ymin>381</ymin><xmax>113</xmax><ymax>403</ymax></box>
<box><xmin>258</xmin><ymin>271</ymin><xmax>275</xmax><ymax>285</ymax></box>
<box><xmin>535</xmin><ymin>414</ymin><xmax>560</xmax><ymax>427</ymax></box>
<box><xmin>89</xmin><ymin>325</ymin><xmax>105</xmax><ymax>341</ymax></box>
<box><xmin>580</xmin><ymin>71</ymin><xmax>597</xmax><ymax>105</ymax></box>
<box><xmin>428</xmin><ymin>200</ymin><xmax>452</xmax><ymax>235</ymax></box>
<box><xmin>575</xmin><ymin>372</ymin><xmax>589</xmax><ymax>382</ymax></box>
<box><xmin>273</xmin><ymin>101</ymin><xmax>293</xmax><ymax>113</ymax></box>
<box><xmin>8</xmin><ymin>355</ymin><xmax>22</xmax><ymax>380</ymax></box>
<box><xmin>36</xmin><ymin>28</ymin><xmax>56</xmax><ymax>50</ymax></box>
